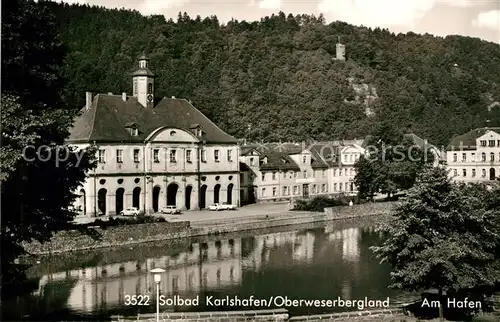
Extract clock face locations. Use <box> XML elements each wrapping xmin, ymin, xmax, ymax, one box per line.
<box><xmin>147</xmin><ymin>94</ymin><xmax>153</xmax><ymax>102</ymax></box>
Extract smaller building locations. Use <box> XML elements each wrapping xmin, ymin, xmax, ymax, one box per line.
<box><xmin>446</xmin><ymin>127</ymin><xmax>500</xmax><ymax>182</ymax></box>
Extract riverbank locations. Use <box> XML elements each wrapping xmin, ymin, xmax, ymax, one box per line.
<box><xmin>23</xmin><ymin>202</ymin><xmax>396</xmax><ymax>255</ymax></box>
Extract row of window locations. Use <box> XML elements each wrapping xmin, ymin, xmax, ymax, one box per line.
<box><xmin>479</xmin><ymin>140</ymin><xmax>500</xmax><ymax>147</ymax></box>
<box><xmin>333</xmin><ymin>168</ymin><xmax>355</xmax><ymax>177</ymax></box>
<box><xmin>452</xmin><ymin>152</ymin><xmax>500</xmax><ymax>163</ymax></box>
<box><xmin>261</xmin><ymin>170</ymin><xmax>328</xmax><ymax>181</ymax></box>
<box><xmin>333</xmin><ymin>182</ymin><xmax>356</xmax><ymax>192</ymax></box>
<box><xmin>98</xmin><ymin>148</ymin><xmax>234</xmax><ymax>164</ymax></box>
<box><xmin>343</xmin><ymin>154</ymin><xmax>360</xmax><ymax>162</ymax></box>
<box><xmin>452</xmin><ymin>168</ymin><xmax>496</xmax><ymax>178</ymax></box>
<box><xmin>261</xmin><ymin>184</ymin><xmax>329</xmax><ymax>197</ymax></box>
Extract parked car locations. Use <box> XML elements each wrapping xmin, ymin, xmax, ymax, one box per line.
<box><xmin>120</xmin><ymin>207</ymin><xmax>139</xmax><ymax>216</ymax></box>
<box><xmin>161</xmin><ymin>206</ymin><xmax>181</xmax><ymax>214</ymax></box>
<box><xmin>208</xmin><ymin>203</ymin><xmax>224</xmax><ymax>211</ymax></box>
<box><xmin>221</xmin><ymin>202</ymin><xmax>237</xmax><ymax>210</ymax></box>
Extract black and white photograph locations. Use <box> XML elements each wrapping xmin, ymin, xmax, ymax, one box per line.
<box><xmin>1</xmin><ymin>0</ymin><xmax>500</xmax><ymax>321</ymax></box>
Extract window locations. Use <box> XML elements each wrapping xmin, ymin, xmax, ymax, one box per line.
<box><xmin>312</xmin><ymin>185</ymin><xmax>317</xmax><ymax>193</ymax></box>
<box><xmin>302</xmin><ymin>156</ymin><xmax>307</xmax><ymax>163</ymax></box>
<box><xmin>480</xmin><ymin>140</ymin><xmax>487</xmax><ymax>147</ymax></box>
<box><xmin>250</xmin><ymin>157</ymin><xmax>254</xmax><ymax>166</ymax></box>
<box><xmin>472</xmin><ymin>169</ymin><xmax>476</xmax><ymax>177</ymax></box>
<box><xmin>453</xmin><ymin>169</ymin><xmax>457</xmax><ymax>176</ymax></box>
<box><xmin>240</xmin><ymin>173</ymin><xmax>244</xmax><ymax>182</ymax></box>
<box><xmin>153</xmin><ymin>149</ymin><xmax>159</xmax><ymax>163</ymax></box>
<box><xmin>482</xmin><ymin>169</ymin><xmax>486</xmax><ymax>177</ymax></box>
<box><xmin>289</xmin><ymin>171</ymin><xmax>293</xmax><ymax>179</ymax></box>
<box><xmin>262</xmin><ymin>188</ymin><xmax>266</xmax><ymax>197</ymax></box>
<box><xmin>293</xmin><ymin>186</ymin><xmax>298</xmax><ymax>195</ymax></box>
<box><xmin>116</xmin><ymin>149</ymin><xmax>123</xmax><ymax>163</ymax></box>
<box><xmin>471</xmin><ymin>153</ymin><xmax>475</xmax><ymax>162</ymax></box>
<box><xmin>489</xmin><ymin>140</ymin><xmax>495</xmax><ymax>147</ymax></box>
<box><xmin>201</xmin><ymin>149</ymin><xmax>206</xmax><ymax>162</ymax></box>
<box><xmin>214</xmin><ymin>150</ymin><xmax>220</xmax><ymax>162</ymax></box>
<box><xmin>186</xmin><ymin>150</ymin><xmax>192</xmax><ymax>163</ymax></box>
<box><xmin>322</xmin><ymin>170</ymin><xmax>326</xmax><ymax>178</ymax></box>
<box><xmin>227</xmin><ymin>150</ymin><xmax>233</xmax><ymax>162</ymax></box>
<box><xmin>498</xmin><ymin>140</ymin><xmax>500</xmax><ymax>147</ymax></box>
<box><xmin>490</xmin><ymin>152</ymin><xmax>495</xmax><ymax>161</ymax></box>
<box><xmin>322</xmin><ymin>184</ymin><xmax>327</xmax><ymax>192</ymax></box>
<box><xmin>462</xmin><ymin>153</ymin><xmax>466</xmax><ymax>162</ymax></box>
<box><xmin>148</xmin><ymin>83</ymin><xmax>153</xmax><ymax>94</ymax></box>
<box><xmin>283</xmin><ymin>186</ymin><xmax>289</xmax><ymax>195</ymax></box>
<box><xmin>333</xmin><ymin>169</ymin><xmax>337</xmax><ymax>176</ymax></box>
<box><xmin>482</xmin><ymin>153</ymin><xmax>486</xmax><ymax>162</ymax></box>
<box><xmin>98</xmin><ymin>149</ymin><xmax>106</xmax><ymax>163</ymax></box>
<box><xmin>462</xmin><ymin>169</ymin><xmax>467</xmax><ymax>177</ymax></box>
<box><xmin>339</xmin><ymin>183</ymin><xmax>343</xmax><ymax>191</ymax></box>
<box><xmin>131</xmin><ymin>128</ymin><xmax>138</xmax><ymax>136</ymax></box>
<box><xmin>303</xmin><ymin>170</ymin><xmax>307</xmax><ymax>178</ymax></box>
<box><xmin>272</xmin><ymin>187</ymin><xmax>277</xmax><ymax>196</ymax></box>
<box><xmin>261</xmin><ymin>173</ymin><xmax>265</xmax><ymax>181</ymax></box>
<box><xmin>339</xmin><ymin>169</ymin><xmax>343</xmax><ymax>176</ymax></box>
<box><xmin>453</xmin><ymin>153</ymin><xmax>457</xmax><ymax>162</ymax></box>
<box><xmin>294</xmin><ymin>171</ymin><xmax>298</xmax><ymax>178</ymax></box>
<box><xmin>334</xmin><ymin>183</ymin><xmax>337</xmax><ymax>191</ymax></box>
<box><xmin>344</xmin><ymin>155</ymin><xmax>348</xmax><ymax>161</ymax></box>
<box><xmin>350</xmin><ymin>155</ymin><xmax>353</xmax><ymax>161</ymax></box>
<box><xmin>133</xmin><ymin>149</ymin><xmax>140</xmax><ymax>163</ymax></box>
<box><xmin>170</xmin><ymin>149</ymin><xmax>177</xmax><ymax>163</ymax></box>
<box><xmin>312</xmin><ymin>171</ymin><xmax>316</xmax><ymax>178</ymax></box>
<box><xmin>350</xmin><ymin>168</ymin><xmax>354</xmax><ymax>176</ymax></box>
<box><xmin>272</xmin><ymin>172</ymin><xmax>277</xmax><ymax>180</ymax></box>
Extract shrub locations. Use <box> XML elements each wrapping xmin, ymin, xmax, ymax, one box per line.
<box><xmin>293</xmin><ymin>195</ymin><xmax>364</xmax><ymax>212</ymax></box>
<box><xmin>78</xmin><ymin>215</ymin><xmax>166</xmax><ymax>228</ymax></box>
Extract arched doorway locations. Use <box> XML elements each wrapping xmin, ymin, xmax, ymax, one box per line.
<box><xmin>200</xmin><ymin>185</ymin><xmax>207</xmax><ymax>209</ymax></box>
<box><xmin>490</xmin><ymin>168</ymin><xmax>496</xmax><ymax>180</ymax></box>
<box><xmin>185</xmin><ymin>185</ymin><xmax>193</xmax><ymax>210</ymax></box>
<box><xmin>152</xmin><ymin>186</ymin><xmax>161</xmax><ymax>212</ymax></box>
<box><xmin>227</xmin><ymin>183</ymin><xmax>233</xmax><ymax>204</ymax></box>
<box><xmin>115</xmin><ymin>188</ymin><xmax>124</xmax><ymax>214</ymax></box>
<box><xmin>133</xmin><ymin>187</ymin><xmax>141</xmax><ymax>209</ymax></box>
<box><xmin>214</xmin><ymin>184</ymin><xmax>221</xmax><ymax>204</ymax></box>
<box><xmin>167</xmin><ymin>183</ymin><xmax>179</xmax><ymax>206</ymax></box>
<box><xmin>79</xmin><ymin>189</ymin><xmax>86</xmax><ymax>215</ymax></box>
<box><xmin>97</xmin><ymin>188</ymin><xmax>107</xmax><ymax>215</ymax></box>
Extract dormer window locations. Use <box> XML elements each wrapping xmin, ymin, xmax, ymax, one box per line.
<box><xmin>125</xmin><ymin>122</ymin><xmax>139</xmax><ymax>136</ymax></box>
<box><xmin>190</xmin><ymin>124</ymin><xmax>203</xmax><ymax>137</ymax></box>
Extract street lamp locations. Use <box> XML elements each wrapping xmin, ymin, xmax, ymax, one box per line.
<box><xmin>150</xmin><ymin>268</ymin><xmax>165</xmax><ymax>322</ymax></box>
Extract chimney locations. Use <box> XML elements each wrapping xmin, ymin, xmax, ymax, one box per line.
<box><xmin>122</xmin><ymin>92</ymin><xmax>127</xmax><ymax>102</ymax></box>
<box><xmin>85</xmin><ymin>92</ymin><xmax>92</xmax><ymax>110</ymax></box>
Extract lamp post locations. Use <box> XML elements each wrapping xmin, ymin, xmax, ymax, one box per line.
<box><xmin>150</xmin><ymin>268</ymin><xmax>165</xmax><ymax>322</ymax></box>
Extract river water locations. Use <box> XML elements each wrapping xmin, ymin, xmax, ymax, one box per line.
<box><xmin>3</xmin><ymin>217</ymin><xmax>416</xmax><ymax>321</ymax></box>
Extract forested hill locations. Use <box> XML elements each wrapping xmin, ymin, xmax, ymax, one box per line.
<box><xmin>43</xmin><ymin>1</ymin><xmax>500</xmax><ymax>147</ymax></box>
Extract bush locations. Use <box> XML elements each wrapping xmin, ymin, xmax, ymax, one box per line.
<box><xmin>80</xmin><ymin>215</ymin><xmax>166</xmax><ymax>229</ymax></box>
<box><xmin>292</xmin><ymin>195</ymin><xmax>365</xmax><ymax>212</ymax></box>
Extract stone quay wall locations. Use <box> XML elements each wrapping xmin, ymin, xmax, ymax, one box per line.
<box><xmin>112</xmin><ymin>308</ymin><xmax>411</xmax><ymax>322</ymax></box>
<box><xmin>23</xmin><ymin>202</ymin><xmax>396</xmax><ymax>255</ymax></box>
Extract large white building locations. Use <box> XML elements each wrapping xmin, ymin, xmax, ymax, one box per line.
<box><xmin>446</xmin><ymin>127</ymin><xmax>500</xmax><ymax>182</ymax></box>
<box><xmin>68</xmin><ymin>54</ymin><xmax>240</xmax><ymax>217</ymax></box>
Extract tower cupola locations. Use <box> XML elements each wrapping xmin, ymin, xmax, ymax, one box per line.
<box><xmin>131</xmin><ymin>53</ymin><xmax>155</xmax><ymax>108</ymax></box>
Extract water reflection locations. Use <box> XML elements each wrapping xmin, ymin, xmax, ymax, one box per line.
<box><xmin>10</xmin><ymin>222</ymin><xmax>403</xmax><ymax>319</ymax></box>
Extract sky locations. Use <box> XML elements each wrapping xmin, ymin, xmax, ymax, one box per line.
<box><xmin>55</xmin><ymin>0</ymin><xmax>499</xmax><ymax>43</ymax></box>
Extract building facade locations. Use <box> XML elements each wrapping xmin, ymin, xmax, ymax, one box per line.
<box><xmin>69</xmin><ymin>55</ymin><xmax>239</xmax><ymax>217</ymax></box>
<box><xmin>446</xmin><ymin>127</ymin><xmax>500</xmax><ymax>182</ymax></box>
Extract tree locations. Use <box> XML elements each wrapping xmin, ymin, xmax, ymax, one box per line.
<box><xmin>372</xmin><ymin>166</ymin><xmax>500</xmax><ymax>321</ymax></box>
<box><xmin>1</xmin><ymin>0</ymin><xmax>95</xmax><ymax>294</ymax></box>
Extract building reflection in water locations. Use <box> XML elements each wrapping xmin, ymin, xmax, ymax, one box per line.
<box><xmin>33</xmin><ymin>226</ymin><xmax>361</xmax><ymax>313</ymax></box>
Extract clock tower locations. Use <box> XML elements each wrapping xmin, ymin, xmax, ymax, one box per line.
<box><xmin>132</xmin><ymin>53</ymin><xmax>155</xmax><ymax>108</ymax></box>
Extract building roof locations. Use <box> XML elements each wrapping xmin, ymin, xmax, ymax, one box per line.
<box><xmin>306</xmin><ymin>143</ymin><xmax>338</xmax><ymax>168</ymax></box>
<box><xmin>131</xmin><ymin>68</ymin><xmax>155</xmax><ymax>77</ymax></box>
<box><xmin>259</xmin><ymin>151</ymin><xmax>300</xmax><ymax>171</ymax></box>
<box><xmin>68</xmin><ymin>94</ymin><xmax>237</xmax><ymax>144</ymax></box>
<box><xmin>447</xmin><ymin>127</ymin><xmax>500</xmax><ymax>150</ymax></box>
<box><xmin>239</xmin><ymin>162</ymin><xmax>250</xmax><ymax>171</ymax></box>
